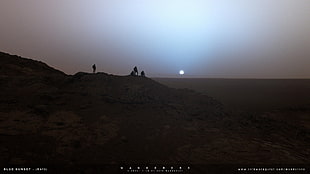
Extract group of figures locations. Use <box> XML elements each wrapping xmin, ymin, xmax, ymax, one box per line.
<box><xmin>92</xmin><ymin>64</ymin><xmax>145</xmax><ymax>77</ymax></box>
<box><xmin>130</xmin><ymin>66</ymin><xmax>145</xmax><ymax>77</ymax></box>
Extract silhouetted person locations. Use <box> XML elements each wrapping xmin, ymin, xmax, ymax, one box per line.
<box><xmin>133</xmin><ymin>66</ymin><xmax>138</xmax><ymax>76</ymax></box>
<box><xmin>92</xmin><ymin>64</ymin><xmax>96</xmax><ymax>73</ymax></box>
<box><xmin>130</xmin><ymin>70</ymin><xmax>135</xmax><ymax>76</ymax></box>
<box><xmin>141</xmin><ymin>71</ymin><xmax>145</xmax><ymax>77</ymax></box>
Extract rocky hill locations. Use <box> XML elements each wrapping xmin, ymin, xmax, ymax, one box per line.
<box><xmin>0</xmin><ymin>52</ymin><xmax>64</xmax><ymax>77</ymax></box>
<box><xmin>0</xmin><ymin>52</ymin><xmax>309</xmax><ymax>173</ymax></box>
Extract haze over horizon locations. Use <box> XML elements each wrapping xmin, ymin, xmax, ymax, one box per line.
<box><xmin>1</xmin><ymin>0</ymin><xmax>310</xmax><ymax>78</ymax></box>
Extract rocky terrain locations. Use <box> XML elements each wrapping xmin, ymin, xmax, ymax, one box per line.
<box><xmin>0</xmin><ymin>52</ymin><xmax>309</xmax><ymax>173</ymax></box>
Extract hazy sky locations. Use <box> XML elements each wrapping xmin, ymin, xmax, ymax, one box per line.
<box><xmin>0</xmin><ymin>0</ymin><xmax>309</xmax><ymax>78</ymax></box>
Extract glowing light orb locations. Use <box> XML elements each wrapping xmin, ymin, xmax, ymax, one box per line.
<box><xmin>179</xmin><ymin>70</ymin><xmax>185</xmax><ymax>75</ymax></box>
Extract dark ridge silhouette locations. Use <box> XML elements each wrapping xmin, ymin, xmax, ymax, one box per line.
<box><xmin>0</xmin><ymin>52</ymin><xmax>65</xmax><ymax>76</ymax></box>
<box><xmin>0</xmin><ymin>51</ymin><xmax>309</xmax><ymax>173</ymax></box>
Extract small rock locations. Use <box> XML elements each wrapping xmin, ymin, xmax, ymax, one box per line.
<box><xmin>120</xmin><ymin>136</ymin><xmax>128</xmax><ymax>143</ymax></box>
<box><xmin>164</xmin><ymin>125</ymin><xmax>170</xmax><ymax>129</ymax></box>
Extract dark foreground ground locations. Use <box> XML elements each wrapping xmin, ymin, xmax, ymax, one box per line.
<box><xmin>0</xmin><ymin>52</ymin><xmax>309</xmax><ymax>173</ymax></box>
<box><xmin>154</xmin><ymin>78</ymin><xmax>310</xmax><ymax>173</ymax></box>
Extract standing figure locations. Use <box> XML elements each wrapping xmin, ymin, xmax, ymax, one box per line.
<box><xmin>92</xmin><ymin>64</ymin><xmax>96</xmax><ymax>73</ymax></box>
<box><xmin>130</xmin><ymin>70</ymin><xmax>135</xmax><ymax>76</ymax></box>
<box><xmin>133</xmin><ymin>66</ymin><xmax>138</xmax><ymax>76</ymax></box>
<box><xmin>141</xmin><ymin>71</ymin><xmax>145</xmax><ymax>77</ymax></box>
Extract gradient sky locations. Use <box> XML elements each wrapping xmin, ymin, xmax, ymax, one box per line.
<box><xmin>0</xmin><ymin>0</ymin><xmax>309</xmax><ymax>78</ymax></box>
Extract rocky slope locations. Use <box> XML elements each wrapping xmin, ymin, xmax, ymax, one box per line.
<box><xmin>0</xmin><ymin>52</ymin><xmax>309</xmax><ymax>173</ymax></box>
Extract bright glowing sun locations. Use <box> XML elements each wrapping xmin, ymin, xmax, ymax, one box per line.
<box><xmin>179</xmin><ymin>70</ymin><xmax>185</xmax><ymax>75</ymax></box>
